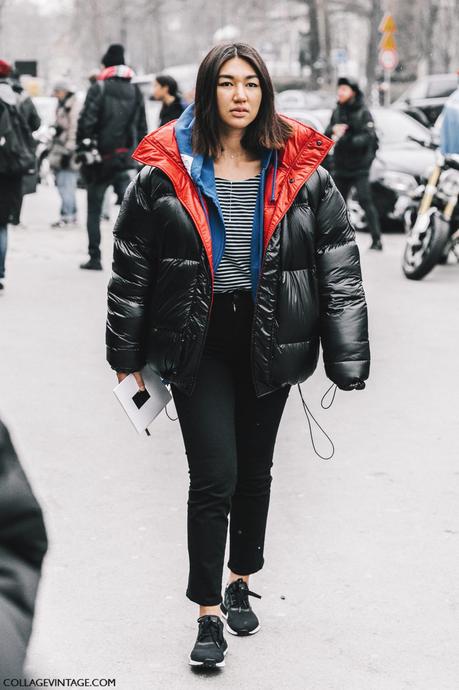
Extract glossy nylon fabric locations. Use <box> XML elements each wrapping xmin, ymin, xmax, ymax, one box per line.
<box><xmin>106</xmin><ymin>115</ymin><xmax>370</xmax><ymax>396</ymax></box>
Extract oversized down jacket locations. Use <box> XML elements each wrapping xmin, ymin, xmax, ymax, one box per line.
<box><xmin>106</xmin><ymin>115</ymin><xmax>370</xmax><ymax>397</ymax></box>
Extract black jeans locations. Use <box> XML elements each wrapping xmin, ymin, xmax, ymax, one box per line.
<box><xmin>334</xmin><ymin>174</ymin><xmax>382</xmax><ymax>242</ymax></box>
<box><xmin>86</xmin><ymin>170</ymin><xmax>130</xmax><ymax>261</ymax></box>
<box><xmin>172</xmin><ymin>292</ymin><xmax>290</xmax><ymax>606</ymax></box>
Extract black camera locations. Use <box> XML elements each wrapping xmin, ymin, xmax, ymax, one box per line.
<box><xmin>75</xmin><ymin>138</ymin><xmax>102</xmax><ymax>166</ymax></box>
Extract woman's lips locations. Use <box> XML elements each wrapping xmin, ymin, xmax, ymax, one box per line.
<box><xmin>230</xmin><ymin>109</ymin><xmax>249</xmax><ymax>118</ymax></box>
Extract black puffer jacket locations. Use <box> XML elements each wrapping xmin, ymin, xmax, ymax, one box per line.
<box><xmin>0</xmin><ymin>420</ymin><xmax>47</xmax><ymax>680</ymax></box>
<box><xmin>77</xmin><ymin>75</ymin><xmax>147</xmax><ymax>161</ymax></box>
<box><xmin>106</xmin><ymin>118</ymin><xmax>370</xmax><ymax>396</ymax></box>
<box><xmin>325</xmin><ymin>93</ymin><xmax>378</xmax><ymax>177</ymax></box>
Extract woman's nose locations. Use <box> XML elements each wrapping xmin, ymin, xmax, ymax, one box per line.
<box><xmin>234</xmin><ymin>84</ymin><xmax>247</xmax><ymax>101</ymax></box>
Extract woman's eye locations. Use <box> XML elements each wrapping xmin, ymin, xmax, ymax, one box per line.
<box><xmin>247</xmin><ymin>82</ymin><xmax>259</xmax><ymax>88</ymax></box>
<box><xmin>218</xmin><ymin>81</ymin><xmax>232</xmax><ymax>87</ymax></box>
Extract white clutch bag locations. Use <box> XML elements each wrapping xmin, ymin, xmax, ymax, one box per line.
<box><xmin>113</xmin><ymin>364</ymin><xmax>172</xmax><ymax>434</ymax></box>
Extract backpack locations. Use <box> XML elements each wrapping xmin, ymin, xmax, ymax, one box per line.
<box><xmin>0</xmin><ymin>100</ymin><xmax>36</xmax><ymax>175</ymax></box>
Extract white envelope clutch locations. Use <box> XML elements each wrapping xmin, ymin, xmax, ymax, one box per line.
<box><xmin>113</xmin><ymin>364</ymin><xmax>172</xmax><ymax>434</ymax></box>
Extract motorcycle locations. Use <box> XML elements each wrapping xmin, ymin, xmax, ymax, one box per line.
<box><xmin>402</xmin><ymin>146</ymin><xmax>459</xmax><ymax>280</ymax></box>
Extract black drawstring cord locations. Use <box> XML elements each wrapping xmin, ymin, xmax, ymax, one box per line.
<box><xmin>321</xmin><ymin>383</ymin><xmax>338</xmax><ymax>410</ymax></box>
<box><xmin>165</xmin><ymin>403</ymin><xmax>178</xmax><ymax>422</ymax></box>
<box><xmin>297</xmin><ymin>384</ymin><xmax>335</xmax><ymax>460</ymax></box>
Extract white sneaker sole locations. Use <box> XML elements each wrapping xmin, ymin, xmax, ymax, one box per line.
<box><xmin>189</xmin><ymin>647</ymin><xmax>228</xmax><ymax>668</ymax></box>
<box><xmin>220</xmin><ymin>609</ymin><xmax>261</xmax><ymax>636</ymax></box>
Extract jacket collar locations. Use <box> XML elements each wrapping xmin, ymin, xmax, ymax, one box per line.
<box><xmin>134</xmin><ymin>103</ymin><xmax>331</xmax><ymax>175</ymax></box>
<box><xmin>132</xmin><ymin>105</ymin><xmax>333</xmax><ymax>262</ymax></box>
<box><xmin>98</xmin><ymin>65</ymin><xmax>135</xmax><ymax>81</ymax></box>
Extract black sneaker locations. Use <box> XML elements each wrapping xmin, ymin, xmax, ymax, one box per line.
<box><xmin>189</xmin><ymin>615</ymin><xmax>228</xmax><ymax>668</ymax></box>
<box><xmin>221</xmin><ymin>578</ymin><xmax>261</xmax><ymax>636</ymax></box>
<box><xmin>369</xmin><ymin>239</ymin><xmax>383</xmax><ymax>251</ymax></box>
<box><xmin>79</xmin><ymin>259</ymin><xmax>103</xmax><ymax>271</ymax></box>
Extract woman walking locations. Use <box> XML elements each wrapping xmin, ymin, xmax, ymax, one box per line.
<box><xmin>153</xmin><ymin>74</ymin><xmax>185</xmax><ymax>126</ymax></box>
<box><xmin>106</xmin><ymin>43</ymin><xmax>370</xmax><ymax>669</ymax></box>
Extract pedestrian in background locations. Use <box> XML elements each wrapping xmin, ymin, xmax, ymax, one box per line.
<box><xmin>49</xmin><ymin>79</ymin><xmax>81</xmax><ymax>228</ymax></box>
<box><xmin>325</xmin><ymin>77</ymin><xmax>383</xmax><ymax>250</ymax></box>
<box><xmin>0</xmin><ymin>59</ymin><xmax>35</xmax><ymax>291</ymax></box>
<box><xmin>8</xmin><ymin>69</ymin><xmax>41</xmax><ymax>227</ymax></box>
<box><xmin>440</xmin><ymin>71</ymin><xmax>459</xmax><ymax>155</ymax></box>
<box><xmin>76</xmin><ymin>43</ymin><xmax>147</xmax><ymax>271</ymax></box>
<box><xmin>106</xmin><ymin>42</ymin><xmax>370</xmax><ymax>669</ymax></box>
<box><xmin>153</xmin><ymin>74</ymin><xmax>185</xmax><ymax>126</ymax></box>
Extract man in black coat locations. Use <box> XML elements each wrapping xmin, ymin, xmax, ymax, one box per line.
<box><xmin>0</xmin><ymin>420</ymin><xmax>47</xmax><ymax>681</ymax></box>
<box><xmin>76</xmin><ymin>44</ymin><xmax>147</xmax><ymax>270</ymax></box>
<box><xmin>325</xmin><ymin>77</ymin><xmax>383</xmax><ymax>250</ymax></box>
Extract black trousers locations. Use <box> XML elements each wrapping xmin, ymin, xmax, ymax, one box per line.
<box><xmin>334</xmin><ymin>174</ymin><xmax>382</xmax><ymax>242</ymax></box>
<box><xmin>172</xmin><ymin>292</ymin><xmax>290</xmax><ymax>606</ymax></box>
<box><xmin>86</xmin><ymin>170</ymin><xmax>130</xmax><ymax>261</ymax></box>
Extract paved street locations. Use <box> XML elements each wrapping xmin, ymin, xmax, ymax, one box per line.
<box><xmin>1</xmin><ymin>184</ymin><xmax>459</xmax><ymax>690</ymax></box>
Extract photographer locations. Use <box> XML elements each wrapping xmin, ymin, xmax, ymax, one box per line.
<box><xmin>49</xmin><ymin>79</ymin><xmax>81</xmax><ymax>228</ymax></box>
<box><xmin>76</xmin><ymin>44</ymin><xmax>147</xmax><ymax>271</ymax></box>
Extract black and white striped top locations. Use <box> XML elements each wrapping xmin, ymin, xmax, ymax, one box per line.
<box><xmin>214</xmin><ymin>174</ymin><xmax>260</xmax><ymax>292</ymax></box>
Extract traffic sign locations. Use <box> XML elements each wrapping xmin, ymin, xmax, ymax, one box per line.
<box><xmin>379</xmin><ymin>13</ymin><xmax>397</xmax><ymax>33</ymax></box>
<box><xmin>379</xmin><ymin>50</ymin><xmax>399</xmax><ymax>72</ymax></box>
<box><xmin>379</xmin><ymin>32</ymin><xmax>397</xmax><ymax>51</ymax></box>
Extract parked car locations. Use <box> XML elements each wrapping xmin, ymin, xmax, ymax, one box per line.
<box><xmin>280</xmin><ymin>106</ymin><xmax>436</xmax><ymax>231</ymax></box>
<box><xmin>392</xmin><ymin>73</ymin><xmax>458</xmax><ymax>127</ymax></box>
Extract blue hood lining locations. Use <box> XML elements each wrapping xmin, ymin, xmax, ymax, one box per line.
<box><xmin>174</xmin><ymin>104</ymin><xmax>277</xmax><ymax>299</ymax></box>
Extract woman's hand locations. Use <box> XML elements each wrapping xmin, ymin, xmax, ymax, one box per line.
<box><xmin>116</xmin><ymin>371</ymin><xmax>146</xmax><ymax>390</ymax></box>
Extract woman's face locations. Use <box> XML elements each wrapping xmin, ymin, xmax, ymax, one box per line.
<box><xmin>216</xmin><ymin>57</ymin><xmax>262</xmax><ymax>131</ymax></box>
<box><xmin>153</xmin><ymin>80</ymin><xmax>167</xmax><ymax>101</ymax></box>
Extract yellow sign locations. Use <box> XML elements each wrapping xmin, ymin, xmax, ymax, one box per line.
<box><xmin>379</xmin><ymin>33</ymin><xmax>397</xmax><ymax>51</ymax></box>
<box><xmin>379</xmin><ymin>13</ymin><xmax>397</xmax><ymax>33</ymax></box>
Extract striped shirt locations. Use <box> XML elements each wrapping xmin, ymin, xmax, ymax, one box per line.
<box><xmin>214</xmin><ymin>174</ymin><xmax>260</xmax><ymax>292</ymax></box>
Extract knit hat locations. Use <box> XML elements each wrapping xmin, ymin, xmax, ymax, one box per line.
<box><xmin>53</xmin><ymin>78</ymin><xmax>72</xmax><ymax>92</ymax></box>
<box><xmin>101</xmin><ymin>44</ymin><xmax>125</xmax><ymax>68</ymax></box>
<box><xmin>0</xmin><ymin>60</ymin><xmax>12</xmax><ymax>78</ymax></box>
<box><xmin>337</xmin><ymin>77</ymin><xmax>361</xmax><ymax>95</ymax></box>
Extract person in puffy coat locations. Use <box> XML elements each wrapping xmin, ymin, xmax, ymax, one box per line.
<box><xmin>76</xmin><ymin>43</ymin><xmax>147</xmax><ymax>270</ymax></box>
<box><xmin>325</xmin><ymin>77</ymin><xmax>383</xmax><ymax>251</ymax></box>
<box><xmin>0</xmin><ymin>420</ymin><xmax>47</xmax><ymax>681</ymax></box>
<box><xmin>106</xmin><ymin>43</ymin><xmax>370</xmax><ymax>669</ymax></box>
<box><xmin>49</xmin><ymin>79</ymin><xmax>81</xmax><ymax>227</ymax></box>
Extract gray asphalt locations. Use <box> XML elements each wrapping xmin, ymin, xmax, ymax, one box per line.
<box><xmin>1</xmin><ymin>185</ymin><xmax>458</xmax><ymax>690</ymax></box>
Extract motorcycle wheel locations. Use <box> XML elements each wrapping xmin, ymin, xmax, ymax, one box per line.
<box><xmin>402</xmin><ymin>211</ymin><xmax>451</xmax><ymax>280</ymax></box>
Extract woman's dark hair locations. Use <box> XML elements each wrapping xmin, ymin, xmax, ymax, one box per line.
<box><xmin>192</xmin><ymin>43</ymin><xmax>293</xmax><ymax>158</ymax></box>
<box><xmin>156</xmin><ymin>74</ymin><xmax>179</xmax><ymax>98</ymax></box>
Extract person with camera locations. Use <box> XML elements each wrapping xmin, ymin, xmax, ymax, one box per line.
<box><xmin>48</xmin><ymin>79</ymin><xmax>81</xmax><ymax>228</ymax></box>
<box><xmin>76</xmin><ymin>44</ymin><xmax>147</xmax><ymax>271</ymax></box>
<box><xmin>106</xmin><ymin>42</ymin><xmax>370</xmax><ymax>668</ymax></box>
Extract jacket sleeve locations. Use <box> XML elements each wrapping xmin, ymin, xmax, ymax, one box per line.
<box><xmin>21</xmin><ymin>97</ymin><xmax>41</xmax><ymax>133</ymax></box>
<box><xmin>66</xmin><ymin>97</ymin><xmax>82</xmax><ymax>152</ymax></box>
<box><xmin>106</xmin><ymin>168</ymin><xmax>158</xmax><ymax>372</ymax></box>
<box><xmin>0</xmin><ymin>420</ymin><xmax>47</xmax><ymax>680</ymax></box>
<box><xmin>315</xmin><ymin>169</ymin><xmax>370</xmax><ymax>388</ymax></box>
<box><xmin>324</xmin><ymin>110</ymin><xmax>337</xmax><ymax>139</ymax></box>
<box><xmin>76</xmin><ymin>83</ymin><xmax>102</xmax><ymax>146</ymax></box>
<box><xmin>343</xmin><ymin>108</ymin><xmax>376</xmax><ymax>151</ymax></box>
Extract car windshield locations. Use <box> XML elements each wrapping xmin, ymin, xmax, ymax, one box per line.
<box><xmin>372</xmin><ymin>109</ymin><xmax>430</xmax><ymax>145</ymax></box>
